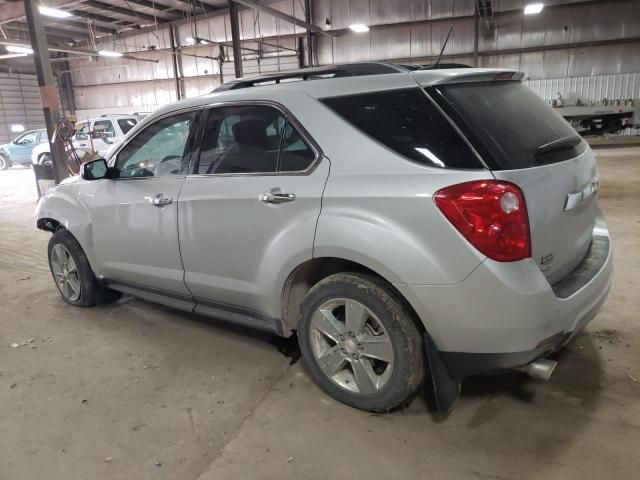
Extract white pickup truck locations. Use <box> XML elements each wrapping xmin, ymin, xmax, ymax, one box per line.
<box><xmin>31</xmin><ymin>115</ymin><xmax>143</xmax><ymax>165</ymax></box>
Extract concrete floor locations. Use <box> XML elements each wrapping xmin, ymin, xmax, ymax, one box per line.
<box><xmin>1</xmin><ymin>149</ymin><xmax>639</xmax><ymax>479</ymax></box>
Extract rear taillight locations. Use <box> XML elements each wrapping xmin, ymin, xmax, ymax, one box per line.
<box><xmin>434</xmin><ymin>180</ymin><xmax>531</xmax><ymax>262</ymax></box>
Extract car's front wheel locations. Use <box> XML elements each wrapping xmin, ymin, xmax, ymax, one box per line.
<box><xmin>0</xmin><ymin>154</ymin><xmax>9</xmax><ymax>170</ymax></box>
<box><xmin>39</xmin><ymin>153</ymin><xmax>52</xmax><ymax>166</ymax></box>
<box><xmin>47</xmin><ymin>229</ymin><xmax>118</xmax><ymax>307</ymax></box>
<box><xmin>298</xmin><ymin>272</ymin><xmax>424</xmax><ymax>412</ymax></box>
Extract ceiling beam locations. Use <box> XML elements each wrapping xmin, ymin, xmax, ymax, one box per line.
<box><xmin>0</xmin><ymin>39</ymin><xmax>160</xmax><ymax>63</ymax></box>
<box><xmin>84</xmin><ymin>0</ymin><xmax>160</xmax><ymax>24</ymax></box>
<box><xmin>69</xmin><ymin>9</ymin><xmax>134</xmax><ymax>27</ymax></box>
<box><xmin>230</xmin><ymin>0</ymin><xmax>334</xmax><ymax>36</ymax></box>
<box><xmin>123</xmin><ymin>0</ymin><xmax>183</xmax><ymax>19</ymax></box>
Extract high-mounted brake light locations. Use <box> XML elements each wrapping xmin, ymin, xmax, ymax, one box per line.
<box><xmin>493</xmin><ymin>72</ymin><xmax>515</xmax><ymax>81</ymax></box>
<box><xmin>434</xmin><ymin>180</ymin><xmax>531</xmax><ymax>262</ymax></box>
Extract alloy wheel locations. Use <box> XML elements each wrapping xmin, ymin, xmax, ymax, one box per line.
<box><xmin>309</xmin><ymin>298</ymin><xmax>394</xmax><ymax>395</ymax></box>
<box><xmin>50</xmin><ymin>244</ymin><xmax>81</xmax><ymax>301</ymax></box>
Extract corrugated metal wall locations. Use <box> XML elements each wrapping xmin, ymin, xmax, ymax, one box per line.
<box><xmin>0</xmin><ymin>73</ymin><xmax>46</xmax><ymax>145</ymax></box>
<box><xmin>73</xmin><ymin>0</ymin><xmax>640</xmax><ymax>118</ymax></box>
<box><xmin>527</xmin><ymin>73</ymin><xmax>640</xmax><ymax>103</ymax></box>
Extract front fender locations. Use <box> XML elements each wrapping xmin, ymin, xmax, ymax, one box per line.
<box><xmin>35</xmin><ymin>180</ymin><xmax>100</xmax><ymax>270</ymax></box>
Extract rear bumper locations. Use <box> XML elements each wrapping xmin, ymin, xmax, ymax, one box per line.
<box><xmin>396</xmin><ymin>220</ymin><xmax>613</xmax><ymax>379</ymax></box>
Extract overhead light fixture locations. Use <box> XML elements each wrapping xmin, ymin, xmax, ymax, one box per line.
<box><xmin>98</xmin><ymin>50</ymin><xmax>123</xmax><ymax>57</ymax></box>
<box><xmin>349</xmin><ymin>23</ymin><xmax>370</xmax><ymax>33</ymax></box>
<box><xmin>524</xmin><ymin>3</ymin><xmax>544</xmax><ymax>14</ymax></box>
<box><xmin>11</xmin><ymin>124</ymin><xmax>25</xmax><ymax>133</ymax></box>
<box><xmin>39</xmin><ymin>6</ymin><xmax>73</xmax><ymax>18</ymax></box>
<box><xmin>185</xmin><ymin>36</ymin><xmax>211</xmax><ymax>45</ymax></box>
<box><xmin>6</xmin><ymin>45</ymin><xmax>34</xmax><ymax>55</ymax></box>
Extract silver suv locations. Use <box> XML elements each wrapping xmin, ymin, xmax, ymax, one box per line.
<box><xmin>36</xmin><ymin>63</ymin><xmax>613</xmax><ymax>413</ymax></box>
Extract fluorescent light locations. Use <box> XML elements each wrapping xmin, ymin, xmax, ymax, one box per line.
<box><xmin>185</xmin><ymin>36</ymin><xmax>196</xmax><ymax>45</ymax></box>
<box><xmin>349</xmin><ymin>23</ymin><xmax>370</xmax><ymax>33</ymax></box>
<box><xmin>98</xmin><ymin>50</ymin><xmax>123</xmax><ymax>57</ymax></box>
<box><xmin>39</xmin><ymin>6</ymin><xmax>73</xmax><ymax>18</ymax></box>
<box><xmin>524</xmin><ymin>3</ymin><xmax>544</xmax><ymax>14</ymax></box>
<box><xmin>11</xmin><ymin>124</ymin><xmax>25</xmax><ymax>133</ymax></box>
<box><xmin>6</xmin><ymin>45</ymin><xmax>34</xmax><ymax>54</ymax></box>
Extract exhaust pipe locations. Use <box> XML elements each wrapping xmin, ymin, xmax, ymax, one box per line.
<box><xmin>515</xmin><ymin>358</ymin><xmax>557</xmax><ymax>381</ymax></box>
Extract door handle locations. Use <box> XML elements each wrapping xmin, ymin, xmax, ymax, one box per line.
<box><xmin>259</xmin><ymin>192</ymin><xmax>296</xmax><ymax>204</ymax></box>
<box><xmin>146</xmin><ymin>193</ymin><xmax>173</xmax><ymax>207</ymax></box>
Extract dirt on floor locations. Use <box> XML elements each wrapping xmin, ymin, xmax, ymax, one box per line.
<box><xmin>1</xmin><ymin>150</ymin><xmax>639</xmax><ymax>480</ymax></box>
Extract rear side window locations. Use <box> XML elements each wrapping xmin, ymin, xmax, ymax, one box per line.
<box><xmin>429</xmin><ymin>81</ymin><xmax>586</xmax><ymax>170</ymax></box>
<box><xmin>321</xmin><ymin>88</ymin><xmax>481</xmax><ymax>169</ymax></box>
<box><xmin>195</xmin><ymin>105</ymin><xmax>316</xmax><ymax>174</ymax></box>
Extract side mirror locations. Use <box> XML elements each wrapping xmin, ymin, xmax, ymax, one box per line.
<box><xmin>80</xmin><ymin>158</ymin><xmax>109</xmax><ymax>180</ymax></box>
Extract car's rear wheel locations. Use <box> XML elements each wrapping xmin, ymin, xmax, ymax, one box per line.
<box><xmin>298</xmin><ymin>272</ymin><xmax>424</xmax><ymax>412</ymax></box>
<box><xmin>48</xmin><ymin>229</ymin><xmax>119</xmax><ymax>306</ymax></box>
<box><xmin>0</xmin><ymin>154</ymin><xmax>9</xmax><ymax>170</ymax></box>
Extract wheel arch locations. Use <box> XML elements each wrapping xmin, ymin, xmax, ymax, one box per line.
<box><xmin>280</xmin><ymin>256</ymin><xmax>426</xmax><ymax>335</ymax></box>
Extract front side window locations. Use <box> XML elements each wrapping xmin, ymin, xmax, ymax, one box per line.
<box><xmin>93</xmin><ymin>120</ymin><xmax>115</xmax><ymax>138</ymax></box>
<box><xmin>115</xmin><ymin>112</ymin><xmax>195</xmax><ymax>178</ymax></box>
<box><xmin>15</xmin><ymin>131</ymin><xmax>38</xmax><ymax>145</ymax></box>
<box><xmin>195</xmin><ymin>105</ymin><xmax>315</xmax><ymax>175</ymax></box>
<box><xmin>321</xmin><ymin>88</ymin><xmax>481</xmax><ymax>169</ymax></box>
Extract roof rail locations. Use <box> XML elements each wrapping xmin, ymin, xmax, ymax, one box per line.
<box><xmin>213</xmin><ymin>62</ymin><xmax>410</xmax><ymax>92</ymax></box>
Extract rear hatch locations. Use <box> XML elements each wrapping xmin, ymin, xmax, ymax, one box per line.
<box><xmin>427</xmin><ymin>77</ymin><xmax>599</xmax><ymax>284</ymax></box>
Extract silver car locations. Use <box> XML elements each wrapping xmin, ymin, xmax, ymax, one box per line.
<box><xmin>36</xmin><ymin>63</ymin><xmax>613</xmax><ymax>413</ymax></box>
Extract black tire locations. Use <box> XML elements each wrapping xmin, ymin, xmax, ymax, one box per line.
<box><xmin>0</xmin><ymin>154</ymin><xmax>9</xmax><ymax>170</ymax></box>
<box><xmin>47</xmin><ymin>229</ymin><xmax>120</xmax><ymax>307</ymax></box>
<box><xmin>298</xmin><ymin>272</ymin><xmax>424</xmax><ymax>412</ymax></box>
<box><xmin>40</xmin><ymin>153</ymin><xmax>52</xmax><ymax>166</ymax></box>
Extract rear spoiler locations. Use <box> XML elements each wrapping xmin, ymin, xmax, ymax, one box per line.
<box><xmin>412</xmin><ymin>69</ymin><xmax>525</xmax><ymax>87</ymax></box>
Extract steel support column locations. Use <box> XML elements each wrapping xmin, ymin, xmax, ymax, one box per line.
<box><xmin>23</xmin><ymin>0</ymin><xmax>67</xmax><ymax>184</ymax></box>
<box><xmin>304</xmin><ymin>0</ymin><xmax>314</xmax><ymax>67</ymax></box>
<box><xmin>169</xmin><ymin>25</ymin><xmax>183</xmax><ymax>100</ymax></box>
<box><xmin>228</xmin><ymin>0</ymin><xmax>243</xmax><ymax>79</ymax></box>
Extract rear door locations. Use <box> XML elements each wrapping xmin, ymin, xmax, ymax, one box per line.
<box><xmin>428</xmin><ymin>79</ymin><xmax>599</xmax><ymax>284</ymax></box>
<box><xmin>177</xmin><ymin>103</ymin><xmax>328</xmax><ymax>316</ymax></box>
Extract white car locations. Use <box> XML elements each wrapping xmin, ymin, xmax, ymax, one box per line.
<box><xmin>31</xmin><ymin>115</ymin><xmax>142</xmax><ymax>165</ymax></box>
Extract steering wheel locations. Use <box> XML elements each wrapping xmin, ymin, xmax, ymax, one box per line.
<box><xmin>154</xmin><ymin>155</ymin><xmax>182</xmax><ymax>176</ymax></box>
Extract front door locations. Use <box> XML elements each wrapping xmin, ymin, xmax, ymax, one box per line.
<box><xmin>91</xmin><ymin>111</ymin><xmax>199</xmax><ymax>296</ymax></box>
<box><xmin>178</xmin><ymin>104</ymin><xmax>329</xmax><ymax>318</ymax></box>
<box><xmin>11</xmin><ymin>131</ymin><xmax>40</xmax><ymax>163</ymax></box>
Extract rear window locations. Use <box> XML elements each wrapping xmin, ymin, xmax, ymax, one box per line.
<box><xmin>429</xmin><ymin>81</ymin><xmax>586</xmax><ymax>170</ymax></box>
<box><xmin>118</xmin><ymin>118</ymin><xmax>138</xmax><ymax>135</ymax></box>
<box><xmin>321</xmin><ymin>88</ymin><xmax>482</xmax><ymax>169</ymax></box>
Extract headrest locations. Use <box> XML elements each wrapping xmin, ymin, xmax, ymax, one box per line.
<box><xmin>232</xmin><ymin>119</ymin><xmax>270</xmax><ymax>148</ymax></box>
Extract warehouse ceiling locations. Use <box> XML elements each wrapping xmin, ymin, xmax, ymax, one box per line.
<box><xmin>0</xmin><ymin>0</ymin><xmax>234</xmax><ymax>71</ymax></box>
<box><xmin>0</xmin><ymin>0</ymin><xmax>229</xmax><ymax>44</ymax></box>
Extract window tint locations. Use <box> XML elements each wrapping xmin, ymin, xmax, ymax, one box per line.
<box><xmin>430</xmin><ymin>81</ymin><xmax>586</xmax><ymax>170</ymax></box>
<box><xmin>321</xmin><ymin>88</ymin><xmax>481</xmax><ymax>169</ymax></box>
<box><xmin>196</xmin><ymin>105</ymin><xmax>315</xmax><ymax>174</ymax></box>
<box><xmin>116</xmin><ymin>112</ymin><xmax>194</xmax><ymax>178</ymax></box>
<box><xmin>93</xmin><ymin>120</ymin><xmax>115</xmax><ymax>138</ymax></box>
<box><xmin>118</xmin><ymin>118</ymin><xmax>138</xmax><ymax>135</ymax></box>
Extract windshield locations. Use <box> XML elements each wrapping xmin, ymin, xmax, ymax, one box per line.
<box><xmin>429</xmin><ymin>81</ymin><xmax>586</xmax><ymax>170</ymax></box>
